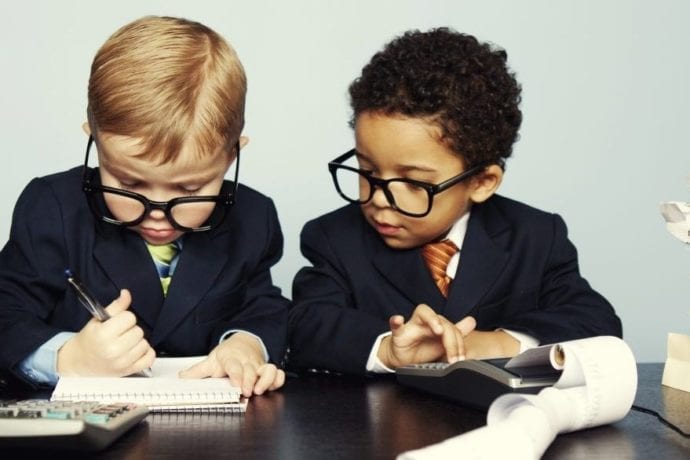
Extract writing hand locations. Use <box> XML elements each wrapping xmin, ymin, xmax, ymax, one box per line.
<box><xmin>57</xmin><ymin>289</ymin><xmax>155</xmax><ymax>377</ymax></box>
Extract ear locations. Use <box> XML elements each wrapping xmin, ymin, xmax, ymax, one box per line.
<box><xmin>469</xmin><ymin>164</ymin><xmax>503</xmax><ymax>204</ymax></box>
<box><xmin>82</xmin><ymin>122</ymin><xmax>91</xmax><ymax>136</ymax></box>
<box><xmin>239</xmin><ymin>135</ymin><xmax>249</xmax><ymax>150</ymax></box>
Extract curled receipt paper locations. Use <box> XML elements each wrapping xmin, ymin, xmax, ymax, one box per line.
<box><xmin>398</xmin><ymin>336</ymin><xmax>637</xmax><ymax>460</ymax></box>
<box><xmin>659</xmin><ymin>201</ymin><xmax>690</xmax><ymax>244</ymax></box>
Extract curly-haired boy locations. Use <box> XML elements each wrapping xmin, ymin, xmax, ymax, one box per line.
<box><xmin>288</xmin><ymin>28</ymin><xmax>621</xmax><ymax>375</ymax></box>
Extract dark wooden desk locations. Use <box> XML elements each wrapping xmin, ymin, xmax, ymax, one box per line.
<box><xmin>2</xmin><ymin>364</ymin><xmax>688</xmax><ymax>459</ymax></box>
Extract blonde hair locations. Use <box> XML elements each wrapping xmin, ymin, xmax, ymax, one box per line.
<box><xmin>87</xmin><ymin>16</ymin><xmax>246</xmax><ymax>162</ymax></box>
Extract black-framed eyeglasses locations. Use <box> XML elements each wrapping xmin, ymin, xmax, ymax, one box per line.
<box><xmin>328</xmin><ymin>149</ymin><xmax>489</xmax><ymax>218</ymax></box>
<box><xmin>81</xmin><ymin>135</ymin><xmax>240</xmax><ymax>232</ymax></box>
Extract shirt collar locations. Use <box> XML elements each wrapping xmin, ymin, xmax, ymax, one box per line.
<box><xmin>444</xmin><ymin>211</ymin><xmax>470</xmax><ymax>250</ymax></box>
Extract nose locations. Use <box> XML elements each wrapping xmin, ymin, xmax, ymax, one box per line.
<box><xmin>369</xmin><ymin>185</ymin><xmax>391</xmax><ymax>209</ymax></box>
<box><xmin>147</xmin><ymin>208</ymin><xmax>167</xmax><ymax>220</ymax></box>
<box><xmin>144</xmin><ymin>199</ymin><xmax>170</xmax><ymax>221</ymax></box>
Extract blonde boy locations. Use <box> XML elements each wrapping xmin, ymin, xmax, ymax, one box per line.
<box><xmin>0</xmin><ymin>16</ymin><xmax>287</xmax><ymax>396</ymax></box>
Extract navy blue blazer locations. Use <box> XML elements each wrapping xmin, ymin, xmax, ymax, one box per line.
<box><xmin>0</xmin><ymin>167</ymin><xmax>288</xmax><ymax>384</ymax></box>
<box><xmin>288</xmin><ymin>195</ymin><xmax>622</xmax><ymax>375</ymax></box>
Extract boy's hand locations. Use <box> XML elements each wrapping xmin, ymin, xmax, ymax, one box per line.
<box><xmin>179</xmin><ymin>332</ymin><xmax>285</xmax><ymax>397</ymax></box>
<box><xmin>57</xmin><ymin>289</ymin><xmax>156</xmax><ymax>377</ymax></box>
<box><xmin>463</xmin><ymin>330</ymin><xmax>520</xmax><ymax>360</ymax></box>
<box><xmin>378</xmin><ymin>304</ymin><xmax>476</xmax><ymax>369</ymax></box>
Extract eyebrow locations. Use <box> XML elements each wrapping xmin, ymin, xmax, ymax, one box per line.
<box><xmin>169</xmin><ymin>173</ymin><xmax>219</xmax><ymax>187</ymax></box>
<box><xmin>355</xmin><ymin>151</ymin><xmax>438</xmax><ymax>174</ymax></box>
<box><xmin>98</xmin><ymin>159</ymin><xmax>139</xmax><ymax>181</ymax></box>
<box><xmin>100</xmin><ymin>156</ymin><xmax>219</xmax><ymax>186</ymax></box>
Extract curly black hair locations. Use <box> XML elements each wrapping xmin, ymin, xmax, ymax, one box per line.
<box><xmin>349</xmin><ymin>28</ymin><xmax>522</xmax><ymax>168</ymax></box>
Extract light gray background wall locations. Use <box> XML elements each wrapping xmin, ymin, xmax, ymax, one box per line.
<box><xmin>0</xmin><ymin>0</ymin><xmax>687</xmax><ymax>362</ymax></box>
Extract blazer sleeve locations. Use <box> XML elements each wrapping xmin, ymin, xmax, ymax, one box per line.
<box><xmin>0</xmin><ymin>178</ymin><xmax>71</xmax><ymax>380</ymax></box>
<box><xmin>288</xmin><ymin>219</ymin><xmax>389</xmax><ymax>375</ymax></box>
<box><xmin>492</xmin><ymin>213</ymin><xmax>622</xmax><ymax>344</ymax></box>
<box><xmin>209</xmin><ymin>198</ymin><xmax>289</xmax><ymax>365</ymax></box>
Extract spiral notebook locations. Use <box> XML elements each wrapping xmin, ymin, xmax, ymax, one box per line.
<box><xmin>51</xmin><ymin>357</ymin><xmax>247</xmax><ymax>413</ymax></box>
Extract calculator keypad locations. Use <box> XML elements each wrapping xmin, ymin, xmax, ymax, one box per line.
<box><xmin>0</xmin><ymin>400</ymin><xmax>138</xmax><ymax>425</ymax></box>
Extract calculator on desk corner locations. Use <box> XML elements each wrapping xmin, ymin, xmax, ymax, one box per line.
<box><xmin>0</xmin><ymin>399</ymin><xmax>148</xmax><ymax>451</ymax></box>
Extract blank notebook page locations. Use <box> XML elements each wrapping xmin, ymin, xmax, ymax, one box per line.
<box><xmin>51</xmin><ymin>357</ymin><xmax>242</xmax><ymax>406</ymax></box>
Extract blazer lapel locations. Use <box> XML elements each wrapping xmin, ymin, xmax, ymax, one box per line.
<box><xmin>369</xmin><ymin>232</ymin><xmax>446</xmax><ymax>311</ymax></box>
<box><xmin>445</xmin><ymin>202</ymin><xmax>510</xmax><ymax>320</ymax></box>
<box><xmin>150</xmin><ymin>230</ymin><xmax>228</xmax><ymax>345</ymax></box>
<box><xmin>92</xmin><ymin>226</ymin><xmax>163</xmax><ymax>330</ymax></box>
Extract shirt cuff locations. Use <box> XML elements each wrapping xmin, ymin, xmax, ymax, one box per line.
<box><xmin>219</xmin><ymin>329</ymin><xmax>270</xmax><ymax>362</ymax></box>
<box><xmin>17</xmin><ymin>332</ymin><xmax>76</xmax><ymax>386</ymax></box>
<box><xmin>499</xmin><ymin>329</ymin><xmax>539</xmax><ymax>353</ymax></box>
<box><xmin>365</xmin><ymin>332</ymin><xmax>395</xmax><ymax>373</ymax></box>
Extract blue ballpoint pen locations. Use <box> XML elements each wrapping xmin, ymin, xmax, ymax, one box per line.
<box><xmin>64</xmin><ymin>269</ymin><xmax>153</xmax><ymax>377</ymax></box>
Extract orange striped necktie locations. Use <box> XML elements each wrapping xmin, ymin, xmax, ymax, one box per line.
<box><xmin>422</xmin><ymin>239</ymin><xmax>458</xmax><ymax>297</ymax></box>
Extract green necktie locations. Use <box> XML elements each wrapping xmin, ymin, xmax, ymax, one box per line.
<box><xmin>146</xmin><ymin>242</ymin><xmax>178</xmax><ymax>296</ymax></box>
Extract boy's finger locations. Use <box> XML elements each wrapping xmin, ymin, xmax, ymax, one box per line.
<box><xmin>125</xmin><ymin>346</ymin><xmax>156</xmax><ymax>377</ymax></box>
<box><xmin>111</xmin><ymin>342</ymin><xmax>152</xmax><ymax>377</ymax></box>
<box><xmin>389</xmin><ymin>315</ymin><xmax>405</xmax><ymax>333</ymax></box>
<box><xmin>269</xmin><ymin>369</ymin><xmax>286</xmax><ymax>391</ymax></box>
<box><xmin>455</xmin><ymin>316</ymin><xmax>477</xmax><ymax>336</ymax></box>
<box><xmin>179</xmin><ymin>357</ymin><xmax>215</xmax><ymax>379</ymax></box>
<box><xmin>100</xmin><ymin>310</ymin><xmax>138</xmax><ymax>337</ymax></box>
<box><xmin>221</xmin><ymin>359</ymin><xmax>244</xmax><ymax>388</ymax></box>
<box><xmin>410</xmin><ymin>304</ymin><xmax>435</xmax><ymax>319</ymax></box>
<box><xmin>241</xmin><ymin>362</ymin><xmax>258</xmax><ymax>397</ymax></box>
<box><xmin>105</xmin><ymin>289</ymin><xmax>132</xmax><ymax>316</ymax></box>
<box><xmin>410</xmin><ymin>305</ymin><xmax>443</xmax><ymax>334</ymax></box>
<box><xmin>439</xmin><ymin>321</ymin><xmax>463</xmax><ymax>363</ymax></box>
<box><xmin>118</xmin><ymin>337</ymin><xmax>153</xmax><ymax>366</ymax></box>
<box><xmin>253</xmin><ymin>364</ymin><xmax>277</xmax><ymax>395</ymax></box>
<box><xmin>116</xmin><ymin>326</ymin><xmax>146</xmax><ymax>351</ymax></box>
